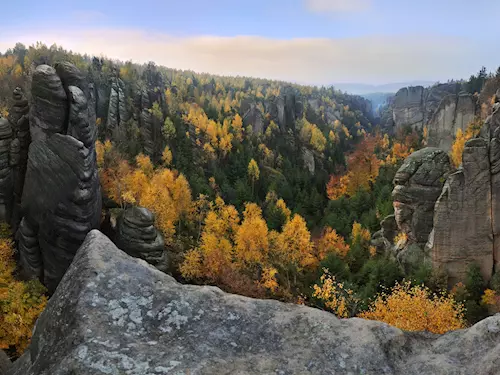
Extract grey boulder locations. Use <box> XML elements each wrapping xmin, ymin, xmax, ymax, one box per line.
<box><xmin>8</xmin><ymin>230</ymin><xmax>500</xmax><ymax>375</ymax></box>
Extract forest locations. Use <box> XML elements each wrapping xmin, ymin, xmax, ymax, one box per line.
<box><xmin>1</xmin><ymin>42</ymin><xmax>500</xmax><ymax>356</ymax></box>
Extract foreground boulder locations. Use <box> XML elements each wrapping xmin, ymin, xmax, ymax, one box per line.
<box><xmin>9</xmin><ymin>230</ymin><xmax>500</xmax><ymax>375</ymax></box>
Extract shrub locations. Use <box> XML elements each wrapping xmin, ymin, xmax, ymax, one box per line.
<box><xmin>359</xmin><ymin>282</ymin><xmax>465</xmax><ymax>334</ymax></box>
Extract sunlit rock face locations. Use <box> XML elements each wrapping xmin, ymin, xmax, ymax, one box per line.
<box><xmin>430</xmin><ymin>99</ymin><xmax>500</xmax><ymax>286</ymax></box>
<box><xmin>391</xmin><ymin>147</ymin><xmax>451</xmax><ymax>271</ymax></box>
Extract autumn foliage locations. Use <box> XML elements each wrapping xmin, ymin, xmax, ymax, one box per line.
<box><xmin>313</xmin><ymin>270</ymin><xmax>359</xmax><ymax>318</ymax></box>
<box><xmin>327</xmin><ymin>135</ymin><xmax>381</xmax><ymax>200</ymax></box>
<box><xmin>96</xmin><ymin>141</ymin><xmax>192</xmax><ymax>242</ymax></box>
<box><xmin>359</xmin><ymin>282</ymin><xmax>466</xmax><ymax>334</ymax></box>
<box><xmin>180</xmin><ymin>197</ymin><xmax>317</xmax><ymax>297</ymax></box>
<box><xmin>0</xmin><ymin>225</ymin><xmax>47</xmax><ymax>355</ymax></box>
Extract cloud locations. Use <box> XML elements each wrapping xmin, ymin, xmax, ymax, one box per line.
<box><xmin>305</xmin><ymin>0</ymin><xmax>372</xmax><ymax>13</ymax></box>
<box><xmin>0</xmin><ymin>28</ymin><xmax>493</xmax><ymax>85</ymax></box>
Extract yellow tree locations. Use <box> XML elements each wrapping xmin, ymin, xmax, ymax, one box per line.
<box><xmin>180</xmin><ymin>197</ymin><xmax>239</xmax><ymax>282</ymax></box>
<box><xmin>247</xmin><ymin>158</ymin><xmax>260</xmax><ymax>195</ymax></box>
<box><xmin>232</xmin><ymin>114</ymin><xmax>243</xmax><ymax>142</ymax></box>
<box><xmin>317</xmin><ymin>227</ymin><xmax>350</xmax><ymax>260</ymax></box>
<box><xmin>274</xmin><ymin>214</ymin><xmax>316</xmax><ymax>287</ymax></box>
<box><xmin>359</xmin><ymin>282</ymin><xmax>465</xmax><ymax>334</ymax></box>
<box><xmin>235</xmin><ymin>203</ymin><xmax>269</xmax><ymax>267</ymax></box>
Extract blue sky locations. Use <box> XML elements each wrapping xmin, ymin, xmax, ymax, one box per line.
<box><xmin>1</xmin><ymin>0</ymin><xmax>499</xmax><ymax>85</ymax></box>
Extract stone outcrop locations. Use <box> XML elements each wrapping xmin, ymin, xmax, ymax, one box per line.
<box><xmin>302</xmin><ymin>147</ymin><xmax>315</xmax><ymax>174</ymax></box>
<box><xmin>392</xmin><ymin>148</ymin><xmax>451</xmax><ymax>271</ymax></box>
<box><xmin>267</xmin><ymin>87</ymin><xmax>304</xmax><ymax>131</ymax></box>
<box><xmin>427</xmin><ymin>93</ymin><xmax>476</xmax><ymax>151</ymax></box>
<box><xmin>371</xmin><ymin>214</ymin><xmax>398</xmax><ymax>256</ymax></box>
<box><xmin>8</xmin><ymin>230</ymin><xmax>500</xmax><ymax>375</ymax></box>
<box><xmin>8</xmin><ymin>88</ymin><xmax>30</xmax><ymax>230</ymax></box>
<box><xmin>430</xmin><ymin>99</ymin><xmax>500</xmax><ymax>285</ymax></box>
<box><xmin>0</xmin><ymin>118</ymin><xmax>12</xmax><ymax>222</ymax></box>
<box><xmin>0</xmin><ymin>350</ymin><xmax>11</xmax><ymax>375</ymax></box>
<box><xmin>113</xmin><ymin>207</ymin><xmax>168</xmax><ymax>272</ymax></box>
<box><xmin>106</xmin><ymin>75</ymin><xmax>128</xmax><ymax>131</ymax></box>
<box><xmin>242</xmin><ymin>102</ymin><xmax>265</xmax><ymax>133</ymax></box>
<box><xmin>392</xmin><ymin>83</ymin><xmax>463</xmax><ymax>131</ymax></box>
<box><xmin>18</xmin><ymin>63</ymin><xmax>101</xmax><ymax>294</ymax></box>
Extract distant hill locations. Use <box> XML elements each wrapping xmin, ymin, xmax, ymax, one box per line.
<box><xmin>332</xmin><ymin>81</ymin><xmax>436</xmax><ymax>95</ymax></box>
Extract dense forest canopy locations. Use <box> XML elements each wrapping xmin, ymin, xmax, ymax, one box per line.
<box><xmin>2</xmin><ymin>42</ymin><xmax>500</xmax><ymax>356</ymax></box>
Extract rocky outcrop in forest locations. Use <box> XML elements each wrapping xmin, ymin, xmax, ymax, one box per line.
<box><xmin>8</xmin><ymin>88</ymin><xmax>30</xmax><ymax>230</ymax></box>
<box><xmin>391</xmin><ymin>148</ymin><xmax>451</xmax><ymax>271</ymax></box>
<box><xmin>381</xmin><ymin>95</ymin><xmax>500</xmax><ymax>285</ymax></box>
<box><xmin>113</xmin><ymin>206</ymin><xmax>168</xmax><ymax>272</ymax></box>
<box><xmin>106</xmin><ymin>75</ymin><xmax>128</xmax><ymax>131</ymax></box>
<box><xmin>8</xmin><ymin>230</ymin><xmax>500</xmax><ymax>375</ymax></box>
<box><xmin>391</xmin><ymin>83</ymin><xmax>476</xmax><ymax>151</ymax></box>
<box><xmin>18</xmin><ymin>62</ymin><xmax>101</xmax><ymax>293</ymax></box>
<box><xmin>429</xmin><ymin>96</ymin><xmax>500</xmax><ymax>285</ymax></box>
<box><xmin>427</xmin><ymin>93</ymin><xmax>476</xmax><ymax>150</ymax></box>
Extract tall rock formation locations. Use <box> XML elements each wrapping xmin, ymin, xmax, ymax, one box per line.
<box><xmin>430</xmin><ymin>98</ymin><xmax>500</xmax><ymax>285</ymax></box>
<box><xmin>106</xmin><ymin>75</ymin><xmax>128</xmax><ymax>131</ymax></box>
<box><xmin>427</xmin><ymin>93</ymin><xmax>476</xmax><ymax>150</ymax></box>
<box><xmin>392</xmin><ymin>148</ymin><xmax>451</xmax><ymax>271</ymax></box>
<box><xmin>267</xmin><ymin>87</ymin><xmax>304</xmax><ymax>131</ymax></box>
<box><xmin>138</xmin><ymin>64</ymin><xmax>165</xmax><ymax>161</ymax></box>
<box><xmin>391</xmin><ymin>83</ymin><xmax>473</xmax><ymax>148</ymax></box>
<box><xmin>8</xmin><ymin>230</ymin><xmax>500</xmax><ymax>375</ymax></box>
<box><xmin>0</xmin><ymin>118</ymin><xmax>12</xmax><ymax>223</ymax></box>
<box><xmin>8</xmin><ymin>87</ymin><xmax>31</xmax><ymax>230</ymax></box>
<box><xmin>18</xmin><ymin>63</ymin><xmax>101</xmax><ymax>293</ymax></box>
<box><xmin>392</xmin><ymin>86</ymin><xmax>425</xmax><ymax>129</ymax></box>
<box><xmin>242</xmin><ymin>102</ymin><xmax>265</xmax><ymax>133</ymax></box>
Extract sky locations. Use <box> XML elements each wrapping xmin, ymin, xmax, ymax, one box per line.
<box><xmin>1</xmin><ymin>0</ymin><xmax>499</xmax><ymax>86</ymax></box>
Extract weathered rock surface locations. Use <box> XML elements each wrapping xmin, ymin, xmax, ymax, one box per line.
<box><xmin>8</xmin><ymin>87</ymin><xmax>30</xmax><ymax>230</ymax></box>
<box><xmin>392</xmin><ymin>83</ymin><xmax>462</xmax><ymax>132</ymax></box>
<box><xmin>106</xmin><ymin>76</ymin><xmax>128</xmax><ymax>130</ymax></box>
<box><xmin>392</xmin><ymin>86</ymin><xmax>425</xmax><ymax>129</ymax></box>
<box><xmin>267</xmin><ymin>87</ymin><xmax>303</xmax><ymax>131</ymax></box>
<box><xmin>302</xmin><ymin>147</ymin><xmax>315</xmax><ymax>174</ymax></box>
<box><xmin>242</xmin><ymin>102</ymin><xmax>265</xmax><ymax>133</ymax></box>
<box><xmin>29</xmin><ymin>65</ymin><xmax>67</xmax><ymax>141</ymax></box>
<box><xmin>430</xmin><ymin>99</ymin><xmax>500</xmax><ymax>285</ymax></box>
<box><xmin>392</xmin><ymin>148</ymin><xmax>451</xmax><ymax>271</ymax></box>
<box><xmin>427</xmin><ymin>93</ymin><xmax>476</xmax><ymax>151</ymax></box>
<box><xmin>114</xmin><ymin>207</ymin><xmax>168</xmax><ymax>271</ymax></box>
<box><xmin>8</xmin><ymin>230</ymin><xmax>500</xmax><ymax>375</ymax></box>
<box><xmin>371</xmin><ymin>214</ymin><xmax>398</xmax><ymax>256</ymax></box>
<box><xmin>19</xmin><ymin>63</ymin><xmax>101</xmax><ymax>293</ymax></box>
<box><xmin>0</xmin><ymin>350</ymin><xmax>11</xmax><ymax>375</ymax></box>
<box><xmin>0</xmin><ymin>118</ymin><xmax>12</xmax><ymax>222</ymax></box>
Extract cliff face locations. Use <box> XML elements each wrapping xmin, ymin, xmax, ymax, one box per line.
<box><xmin>391</xmin><ymin>148</ymin><xmax>451</xmax><ymax>271</ymax></box>
<box><xmin>8</xmin><ymin>230</ymin><xmax>500</xmax><ymax>375</ymax></box>
<box><xmin>391</xmin><ymin>83</ymin><xmax>474</xmax><ymax>151</ymax></box>
<box><xmin>18</xmin><ymin>63</ymin><xmax>101</xmax><ymax>294</ymax></box>
<box><xmin>429</xmin><ymin>99</ymin><xmax>500</xmax><ymax>285</ymax></box>
<box><xmin>427</xmin><ymin>93</ymin><xmax>476</xmax><ymax>150</ymax></box>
